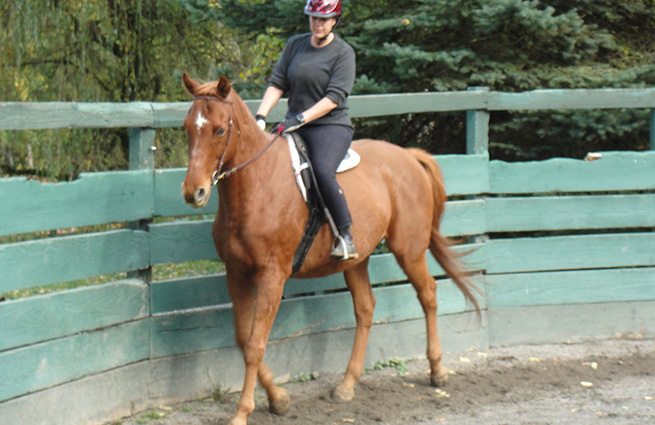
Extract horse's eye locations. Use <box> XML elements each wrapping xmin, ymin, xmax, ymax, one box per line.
<box><xmin>216</xmin><ymin>128</ymin><xmax>226</xmax><ymax>137</ymax></box>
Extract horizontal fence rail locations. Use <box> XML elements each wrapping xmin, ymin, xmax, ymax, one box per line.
<box><xmin>1</xmin><ymin>87</ymin><xmax>654</xmax><ymax>425</ymax></box>
<box><xmin>2</xmin><ymin>87</ymin><xmax>655</xmax><ymax>128</ymax></box>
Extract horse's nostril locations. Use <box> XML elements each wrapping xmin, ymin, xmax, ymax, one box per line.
<box><xmin>196</xmin><ymin>188</ymin><xmax>206</xmax><ymax>201</ymax></box>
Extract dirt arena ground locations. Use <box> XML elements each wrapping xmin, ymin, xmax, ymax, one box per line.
<box><xmin>113</xmin><ymin>339</ymin><xmax>655</xmax><ymax>425</ymax></box>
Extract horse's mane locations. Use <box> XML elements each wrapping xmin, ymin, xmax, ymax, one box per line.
<box><xmin>196</xmin><ymin>81</ymin><xmax>220</xmax><ymax>96</ymax></box>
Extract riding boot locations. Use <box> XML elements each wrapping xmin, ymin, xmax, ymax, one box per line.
<box><xmin>330</xmin><ymin>227</ymin><xmax>359</xmax><ymax>261</ymax></box>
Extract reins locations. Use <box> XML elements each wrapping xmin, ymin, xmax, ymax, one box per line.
<box><xmin>193</xmin><ymin>95</ymin><xmax>281</xmax><ymax>186</ymax></box>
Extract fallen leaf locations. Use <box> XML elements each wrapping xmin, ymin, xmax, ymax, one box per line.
<box><xmin>459</xmin><ymin>357</ymin><xmax>470</xmax><ymax>363</ymax></box>
<box><xmin>403</xmin><ymin>383</ymin><xmax>415</xmax><ymax>388</ymax></box>
<box><xmin>435</xmin><ymin>389</ymin><xmax>450</xmax><ymax>398</ymax></box>
<box><xmin>342</xmin><ymin>419</ymin><xmax>355</xmax><ymax>423</ymax></box>
<box><xmin>580</xmin><ymin>381</ymin><xmax>593</xmax><ymax>388</ymax></box>
<box><xmin>529</xmin><ymin>357</ymin><xmax>541</xmax><ymax>362</ymax></box>
<box><xmin>582</xmin><ymin>361</ymin><xmax>598</xmax><ymax>370</ymax></box>
<box><xmin>645</xmin><ymin>396</ymin><xmax>654</xmax><ymax>401</ymax></box>
<box><xmin>435</xmin><ymin>418</ymin><xmax>447</xmax><ymax>422</ymax></box>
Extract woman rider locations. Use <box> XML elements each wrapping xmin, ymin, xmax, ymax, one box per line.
<box><xmin>255</xmin><ymin>0</ymin><xmax>358</xmax><ymax>261</ymax></box>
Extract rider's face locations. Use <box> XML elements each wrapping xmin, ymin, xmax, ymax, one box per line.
<box><xmin>309</xmin><ymin>16</ymin><xmax>336</xmax><ymax>39</ymax></box>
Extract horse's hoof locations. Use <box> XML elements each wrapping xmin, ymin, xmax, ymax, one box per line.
<box><xmin>430</xmin><ymin>372</ymin><xmax>449</xmax><ymax>387</ymax></box>
<box><xmin>333</xmin><ymin>385</ymin><xmax>355</xmax><ymax>402</ymax></box>
<box><xmin>269</xmin><ymin>392</ymin><xmax>291</xmax><ymax>416</ymax></box>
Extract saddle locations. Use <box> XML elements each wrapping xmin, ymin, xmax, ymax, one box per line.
<box><xmin>285</xmin><ymin>133</ymin><xmax>360</xmax><ymax>274</ymax></box>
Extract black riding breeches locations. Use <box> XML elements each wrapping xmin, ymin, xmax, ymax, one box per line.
<box><xmin>294</xmin><ymin>124</ymin><xmax>354</xmax><ymax>231</ymax></box>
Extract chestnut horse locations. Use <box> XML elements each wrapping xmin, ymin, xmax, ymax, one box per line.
<box><xmin>180</xmin><ymin>73</ymin><xmax>480</xmax><ymax>425</ymax></box>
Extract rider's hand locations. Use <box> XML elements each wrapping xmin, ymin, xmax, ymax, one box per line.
<box><xmin>277</xmin><ymin>114</ymin><xmax>307</xmax><ymax>135</ymax></box>
<box><xmin>255</xmin><ymin>114</ymin><xmax>266</xmax><ymax>131</ymax></box>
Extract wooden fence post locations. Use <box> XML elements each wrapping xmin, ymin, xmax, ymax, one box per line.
<box><xmin>650</xmin><ymin>109</ymin><xmax>655</xmax><ymax>151</ymax></box>
<box><xmin>129</xmin><ymin>127</ymin><xmax>156</xmax><ymax>170</ymax></box>
<box><xmin>128</xmin><ymin>127</ymin><xmax>156</xmax><ymax>282</ymax></box>
<box><xmin>466</xmin><ymin>87</ymin><xmax>490</xmax><ymax>155</ymax></box>
<box><xmin>464</xmin><ymin>87</ymin><xmax>491</xmax><ymax>257</ymax></box>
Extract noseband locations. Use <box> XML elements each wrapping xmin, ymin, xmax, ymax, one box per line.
<box><xmin>192</xmin><ymin>95</ymin><xmax>281</xmax><ymax>186</ymax></box>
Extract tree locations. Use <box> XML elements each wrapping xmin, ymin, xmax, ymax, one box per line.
<box><xmin>0</xmin><ymin>0</ymin><xmax>243</xmax><ymax>178</ymax></box>
<box><xmin>338</xmin><ymin>0</ymin><xmax>655</xmax><ymax>158</ymax></box>
<box><xmin>2</xmin><ymin>0</ymin><xmax>655</xmax><ymax>179</ymax></box>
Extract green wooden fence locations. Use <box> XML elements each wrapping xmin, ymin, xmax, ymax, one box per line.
<box><xmin>1</xmin><ymin>88</ymin><xmax>654</xmax><ymax>425</ymax></box>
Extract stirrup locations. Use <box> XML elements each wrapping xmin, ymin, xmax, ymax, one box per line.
<box><xmin>330</xmin><ymin>235</ymin><xmax>359</xmax><ymax>261</ymax></box>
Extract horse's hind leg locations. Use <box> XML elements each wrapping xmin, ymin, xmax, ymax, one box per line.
<box><xmin>226</xmin><ymin>274</ymin><xmax>290</xmax><ymax>424</ymax></box>
<box><xmin>395</xmin><ymin>254</ymin><xmax>449</xmax><ymax>387</ymax></box>
<box><xmin>334</xmin><ymin>258</ymin><xmax>376</xmax><ymax>402</ymax></box>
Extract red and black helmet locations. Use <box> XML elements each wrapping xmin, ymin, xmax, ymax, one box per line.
<box><xmin>304</xmin><ymin>0</ymin><xmax>342</xmax><ymax>18</ymax></box>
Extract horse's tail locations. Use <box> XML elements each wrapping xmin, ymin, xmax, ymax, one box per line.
<box><xmin>408</xmin><ymin>148</ymin><xmax>483</xmax><ymax>315</ymax></box>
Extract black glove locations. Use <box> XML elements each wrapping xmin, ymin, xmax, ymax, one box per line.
<box><xmin>277</xmin><ymin>114</ymin><xmax>306</xmax><ymax>135</ymax></box>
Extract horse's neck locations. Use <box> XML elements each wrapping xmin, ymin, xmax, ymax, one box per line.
<box><xmin>231</xmin><ymin>99</ymin><xmax>282</xmax><ymax>176</ymax></box>
<box><xmin>218</xmin><ymin>143</ymin><xmax>291</xmax><ymax>225</ymax></box>
<box><xmin>218</xmin><ymin>99</ymin><xmax>290</xmax><ymax>209</ymax></box>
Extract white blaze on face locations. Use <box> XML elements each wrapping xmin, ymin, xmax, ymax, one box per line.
<box><xmin>195</xmin><ymin>112</ymin><xmax>209</xmax><ymax>133</ymax></box>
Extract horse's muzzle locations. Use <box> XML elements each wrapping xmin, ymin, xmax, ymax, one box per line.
<box><xmin>182</xmin><ymin>182</ymin><xmax>211</xmax><ymax>208</ymax></box>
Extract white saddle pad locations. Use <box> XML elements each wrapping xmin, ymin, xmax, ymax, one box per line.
<box><xmin>286</xmin><ymin>135</ymin><xmax>360</xmax><ymax>203</ymax></box>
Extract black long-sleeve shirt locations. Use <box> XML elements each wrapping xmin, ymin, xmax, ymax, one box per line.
<box><xmin>269</xmin><ymin>33</ymin><xmax>356</xmax><ymax>128</ymax></box>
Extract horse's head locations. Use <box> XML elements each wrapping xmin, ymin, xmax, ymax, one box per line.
<box><xmin>181</xmin><ymin>72</ymin><xmax>235</xmax><ymax>208</ymax></box>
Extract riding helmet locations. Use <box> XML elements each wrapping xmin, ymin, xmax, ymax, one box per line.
<box><xmin>304</xmin><ymin>0</ymin><xmax>342</xmax><ymax>18</ymax></box>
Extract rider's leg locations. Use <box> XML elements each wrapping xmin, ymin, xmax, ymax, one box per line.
<box><xmin>295</xmin><ymin>124</ymin><xmax>358</xmax><ymax>259</ymax></box>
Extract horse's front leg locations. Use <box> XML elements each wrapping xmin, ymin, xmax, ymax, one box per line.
<box><xmin>227</xmin><ymin>270</ymin><xmax>287</xmax><ymax>425</ymax></box>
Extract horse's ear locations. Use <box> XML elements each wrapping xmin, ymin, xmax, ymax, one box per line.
<box><xmin>216</xmin><ymin>76</ymin><xmax>232</xmax><ymax>99</ymax></box>
<box><xmin>182</xmin><ymin>72</ymin><xmax>199</xmax><ymax>96</ymax></box>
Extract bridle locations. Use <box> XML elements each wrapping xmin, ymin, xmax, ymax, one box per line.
<box><xmin>192</xmin><ymin>95</ymin><xmax>281</xmax><ymax>186</ymax></box>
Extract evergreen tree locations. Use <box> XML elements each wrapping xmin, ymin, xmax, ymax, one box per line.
<box><xmin>2</xmin><ymin>0</ymin><xmax>655</xmax><ymax>179</ymax></box>
<box><xmin>339</xmin><ymin>0</ymin><xmax>655</xmax><ymax>157</ymax></box>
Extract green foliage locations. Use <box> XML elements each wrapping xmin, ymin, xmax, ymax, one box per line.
<box><xmin>0</xmin><ymin>128</ymin><xmax>128</xmax><ymax>180</ymax></box>
<box><xmin>296</xmin><ymin>372</ymin><xmax>314</xmax><ymax>382</ymax></box>
<box><xmin>491</xmin><ymin>108</ymin><xmax>652</xmax><ymax>160</ymax></box>
<box><xmin>370</xmin><ymin>358</ymin><xmax>409</xmax><ymax>376</ymax></box>
<box><xmin>211</xmin><ymin>382</ymin><xmax>232</xmax><ymax>403</ymax></box>
<box><xmin>0</xmin><ymin>0</ymin><xmax>280</xmax><ymax>178</ymax></box>
<box><xmin>1</xmin><ymin>258</ymin><xmax>225</xmax><ymax>301</ymax></box>
<box><xmin>337</xmin><ymin>0</ymin><xmax>655</xmax><ymax>157</ymax></box>
<box><xmin>2</xmin><ymin>0</ymin><xmax>655</xmax><ymax>177</ymax></box>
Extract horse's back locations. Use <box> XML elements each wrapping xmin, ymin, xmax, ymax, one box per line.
<box><xmin>349</xmin><ymin>139</ymin><xmax>435</xmax><ymax>196</ymax></box>
<box><xmin>351</xmin><ymin>139</ymin><xmax>433</xmax><ymax>172</ymax></box>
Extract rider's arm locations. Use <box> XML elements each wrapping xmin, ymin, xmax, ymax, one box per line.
<box><xmin>256</xmin><ymin>86</ymin><xmax>284</xmax><ymax>118</ymax></box>
<box><xmin>301</xmin><ymin>97</ymin><xmax>338</xmax><ymax>124</ymax></box>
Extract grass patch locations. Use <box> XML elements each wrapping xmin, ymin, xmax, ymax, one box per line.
<box><xmin>135</xmin><ymin>410</ymin><xmax>166</xmax><ymax>424</ymax></box>
<box><xmin>1</xmin><ymin>272</ymin><xmax>127</xmax><ymax>301</ymax></box>
<box><xmin>368</xmin><ymin>358</ymin><xmax>409</xmax><ymax>376</ymax></box>
<box><xmin>152</xmin><ymin>260</ymin><xmax>225</xmax><ymax>281</ymax></box>
<box><xmin>207</xmin><ymin>372</ymin><xmax>233</xmax><ymax>404</ymax></box>
<box><xmin>1</xmin><ymin>259</ymin><xmax>226</xmax><ymax>301</ymax></box>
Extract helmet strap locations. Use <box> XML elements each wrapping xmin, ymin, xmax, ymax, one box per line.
<box><xmin>317</xmin><ymin>33</ymin><xmax>331</xmax><ymax>46</ymax></box>
<box><xmin>316</xmin><ymin>18</ymin><xmax>339</xmax><ymax>46</ymax></box>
